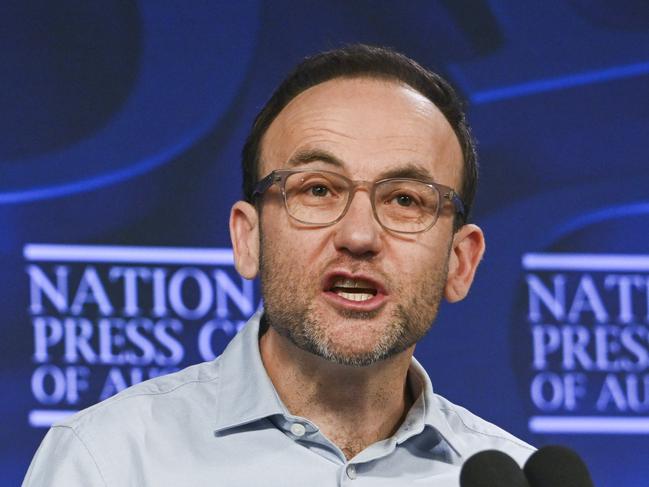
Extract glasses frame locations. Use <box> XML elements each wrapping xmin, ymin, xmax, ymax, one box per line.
<box><xmin>252</xmin><ymin>169</ymin><xmax>466</xmax><ymax>234</ymax></box>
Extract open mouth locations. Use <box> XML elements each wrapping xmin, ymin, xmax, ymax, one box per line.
<box><xmin>328</xmin><ymin>276</ymin><xmax>380</xmax><ymax>303</ymax></box>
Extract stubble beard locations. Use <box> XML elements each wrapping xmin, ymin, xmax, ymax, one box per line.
<box><xmin>259</xmin><ymin>232</ymin><xmax>451</xmax><ymax>367</ymax></box>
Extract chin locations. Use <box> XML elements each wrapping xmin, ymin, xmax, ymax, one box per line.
<box><xmin>310</xmin><ymin>331</ymin><xmax>410</xmax><ymax>367</ymax></box>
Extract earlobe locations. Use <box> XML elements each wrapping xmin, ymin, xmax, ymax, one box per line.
<box><xmin>229</xmin><ymin>201</ymin><xmax>260</xmax><ymax>280</ymax></box>
<box><xmin>444</xmin><ymin>224</ymin><xmax>486</xmax><ymax>302</ymax></box>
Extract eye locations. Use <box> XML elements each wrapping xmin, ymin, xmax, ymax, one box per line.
<box><xmin>395</xmin><ymin>194</ymin><xmax>413</xmax><ymax>207</ymax></box>
<box><xmin>387</xmin><ymin>192</ymin><xmax>420</xmax><ymax>207</ymax></box>
<box><xmin>310</xmin><ymin>185</ymin><xmax>330</xmax><ymax>197</ymax></box>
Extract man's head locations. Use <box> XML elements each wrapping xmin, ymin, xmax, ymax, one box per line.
<box><xmin>230</xmin><ymin>45</ymin><xmax>485</xmax><ymax>367</ymax></box>
<box><xmin>242</xmin><ymin>44</ymin><xmax>478</xmax><ymax>227</ymax></box>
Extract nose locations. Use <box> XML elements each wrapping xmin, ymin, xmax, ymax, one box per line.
<box><xmin>332</xmin><ymin>189</ymin><xmax>383</xmax><ymax>257</ymax></box>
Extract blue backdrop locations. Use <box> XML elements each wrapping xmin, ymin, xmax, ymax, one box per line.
<box><xmin>3</xmin><ymin>1</ymin><xmax>649</xmax><ymax>485</ymax></box>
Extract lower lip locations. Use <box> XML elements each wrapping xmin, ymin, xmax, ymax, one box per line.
<box><xmin>322</xmin><ymin>290</ymin><xmax>387</xmax><ymax>312</ymax></box>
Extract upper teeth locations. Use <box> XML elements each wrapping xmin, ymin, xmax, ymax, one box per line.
<box><xmin>331</xmin><ymin>277</ymin><xmax>374</xmax><ymax>289</ymax></box>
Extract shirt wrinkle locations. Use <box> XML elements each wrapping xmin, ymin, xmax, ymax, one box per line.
<box><xmin>63</xmin><ymin>426</ymin><xmax>109</xmax><ymax>487</ymax></box>
<box><xmin>439</xmin><ymin>403</ymin><xmax>534</xmax><ymax>450</ymax></box>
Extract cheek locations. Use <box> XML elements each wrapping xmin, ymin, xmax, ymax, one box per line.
<box><xmin>260</xmin><ymin>215</ymin><xmax>332</xmax><ymax>269</ymax></box>
<box><xmin>390</xmin><ymin>238</ymin><xmax>451</xmax><ymax>283</ymax></box>
<box><xmin>259</xmin><ymin>200</ymin><xmax>293</xmax><ymax>244</ymax></box>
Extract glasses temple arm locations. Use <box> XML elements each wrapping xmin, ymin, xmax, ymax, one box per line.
<box><xmin>446</xmin><ymin>191</ymin><xmax>466</xmax><ymax>218</ymax></box>
<box><xmin>252</xmin><ymin>172</ymin><xmax>277</xmax><ymax>198</ymax></box>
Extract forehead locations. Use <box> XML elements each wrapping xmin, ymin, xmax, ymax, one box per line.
<box><xmin>260</xmin><ymin>77</ymin><xmax>463</xmax><ymax>187</ymax></box>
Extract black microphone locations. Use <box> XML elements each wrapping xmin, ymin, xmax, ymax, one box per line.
<box><xmin>460</xmin><ymin>450</ymin><xmax>531</xmax><ymax>487</ymax></box>
<box><xmin>524</xmin><ymin>445</ymin><xmax>594</xmax><ymax>487</ymax></box>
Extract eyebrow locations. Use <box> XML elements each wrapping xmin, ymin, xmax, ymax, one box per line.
<box><xmin>377</xmin><ymin>163</ymin><xmax>434</xmax><ymax>182</ymax></box>
<box><xmin>286</xmin><ymin>148</ymin><xmax>344</xmax><ymax>168</ymax></box>
<box><xmin>285</xmin><ymin>148</ymin><xmax>435</xmax><ymax>182</ymax></box>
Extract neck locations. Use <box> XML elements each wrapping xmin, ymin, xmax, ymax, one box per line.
<box><xmin>259</xmin><ymin>325</ymin><xmax>415</xmax><ymax>460</ymax></box>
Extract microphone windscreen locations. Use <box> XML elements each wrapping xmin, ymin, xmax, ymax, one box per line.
<box><xmin>524</xmin><ymin>445</ymin><xmax>594</xmax><ymax>487</ymax></box>
<box><xmin>460</xmin><ymin>450</ymin><xmax>531</xmax><ymax>487</ymax></box>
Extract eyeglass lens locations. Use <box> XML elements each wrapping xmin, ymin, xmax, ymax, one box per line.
<box><xmin>283</xmin><ymin>171</ymin><xmax>440</xmax><ymax>232</ymax></box>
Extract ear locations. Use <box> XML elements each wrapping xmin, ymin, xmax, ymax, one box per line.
<box><xmin>229</xmin><ymin>201</ymin><xmax>260</xmax><ymax>279</ymax></box>
<box><xmin>444</xmin><ymin>223</ymin><xmax>486</xmax><ymax>302</ymax></box>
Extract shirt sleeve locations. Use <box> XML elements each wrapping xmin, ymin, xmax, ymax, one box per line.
<box><xmin>22</xmin><ymin>426</ymin><xmax>107</xmax><ymax>487</ymax></box>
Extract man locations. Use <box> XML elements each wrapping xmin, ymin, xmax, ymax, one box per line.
<box><xmin>23</xmin><ymin>44</ymin><xmax>533</xmax><ymax>486</ymax></box>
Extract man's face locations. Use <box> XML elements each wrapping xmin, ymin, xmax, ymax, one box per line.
<box><xmin>256</xmin><ymin>77</ymin><xmax>464</xmax><ymax>366</ymax></box>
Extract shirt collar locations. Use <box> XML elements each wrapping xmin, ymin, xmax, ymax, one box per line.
<box><xmin>409</xmin><ymin>357</ymin><xmax>468</xmax><ymax>458</ymax></box>
<box><xmin>214</xmin><ymin>310</ymin><xmax>468</xmax><ymax>458</ymax></box>
<box><xmin>213</xmin><ymin>310</ymin><xmax>288</xmax><ymax>432</ymax></box>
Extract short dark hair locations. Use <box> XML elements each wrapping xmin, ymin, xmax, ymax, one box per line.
<box><xmin>241</xmin><ymin>44</ymin><xmax>477</xmax><ymax>226</ymax></box>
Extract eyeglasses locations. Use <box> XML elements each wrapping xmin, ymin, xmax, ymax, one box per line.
<box><xmin>252</xmin><ymin>169</ymin><xmax>465</xmax><ymax>234</ymax></box>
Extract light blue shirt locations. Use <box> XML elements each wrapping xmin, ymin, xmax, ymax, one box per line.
<box><xmin>23</xmin><ymin>311</ymin><xmax>534</xmax><ymax>486</ymax></box>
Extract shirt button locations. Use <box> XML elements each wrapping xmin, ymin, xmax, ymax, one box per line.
<box><xmin>346</xmin><ymin>464</ymin><xmax>357</xmax><ymax>480</ymax></box>
<box><xmin>290</xmin><ymin>422</ymin><xmax>306</xmax><ymax>437</ymax></box>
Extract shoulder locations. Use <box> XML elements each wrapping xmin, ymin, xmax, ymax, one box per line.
<box><xmin>53</xmin><ymin>359</ymin><xmax>220</xmax><ymax>449</ymax></box>
<box><xmin>60</xmin><ymin>358</ymin><xmax>221</xmax><ymax>433</ymax></box>
<box><xmin>432</xmin><ymin>393</ymin><xmax>535</xmax><ymax>465</ymax></box>
<box><xmin>24</xmin><ymin>359</ymin><xmax>223</xmax><ymax>486</ymax></box>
